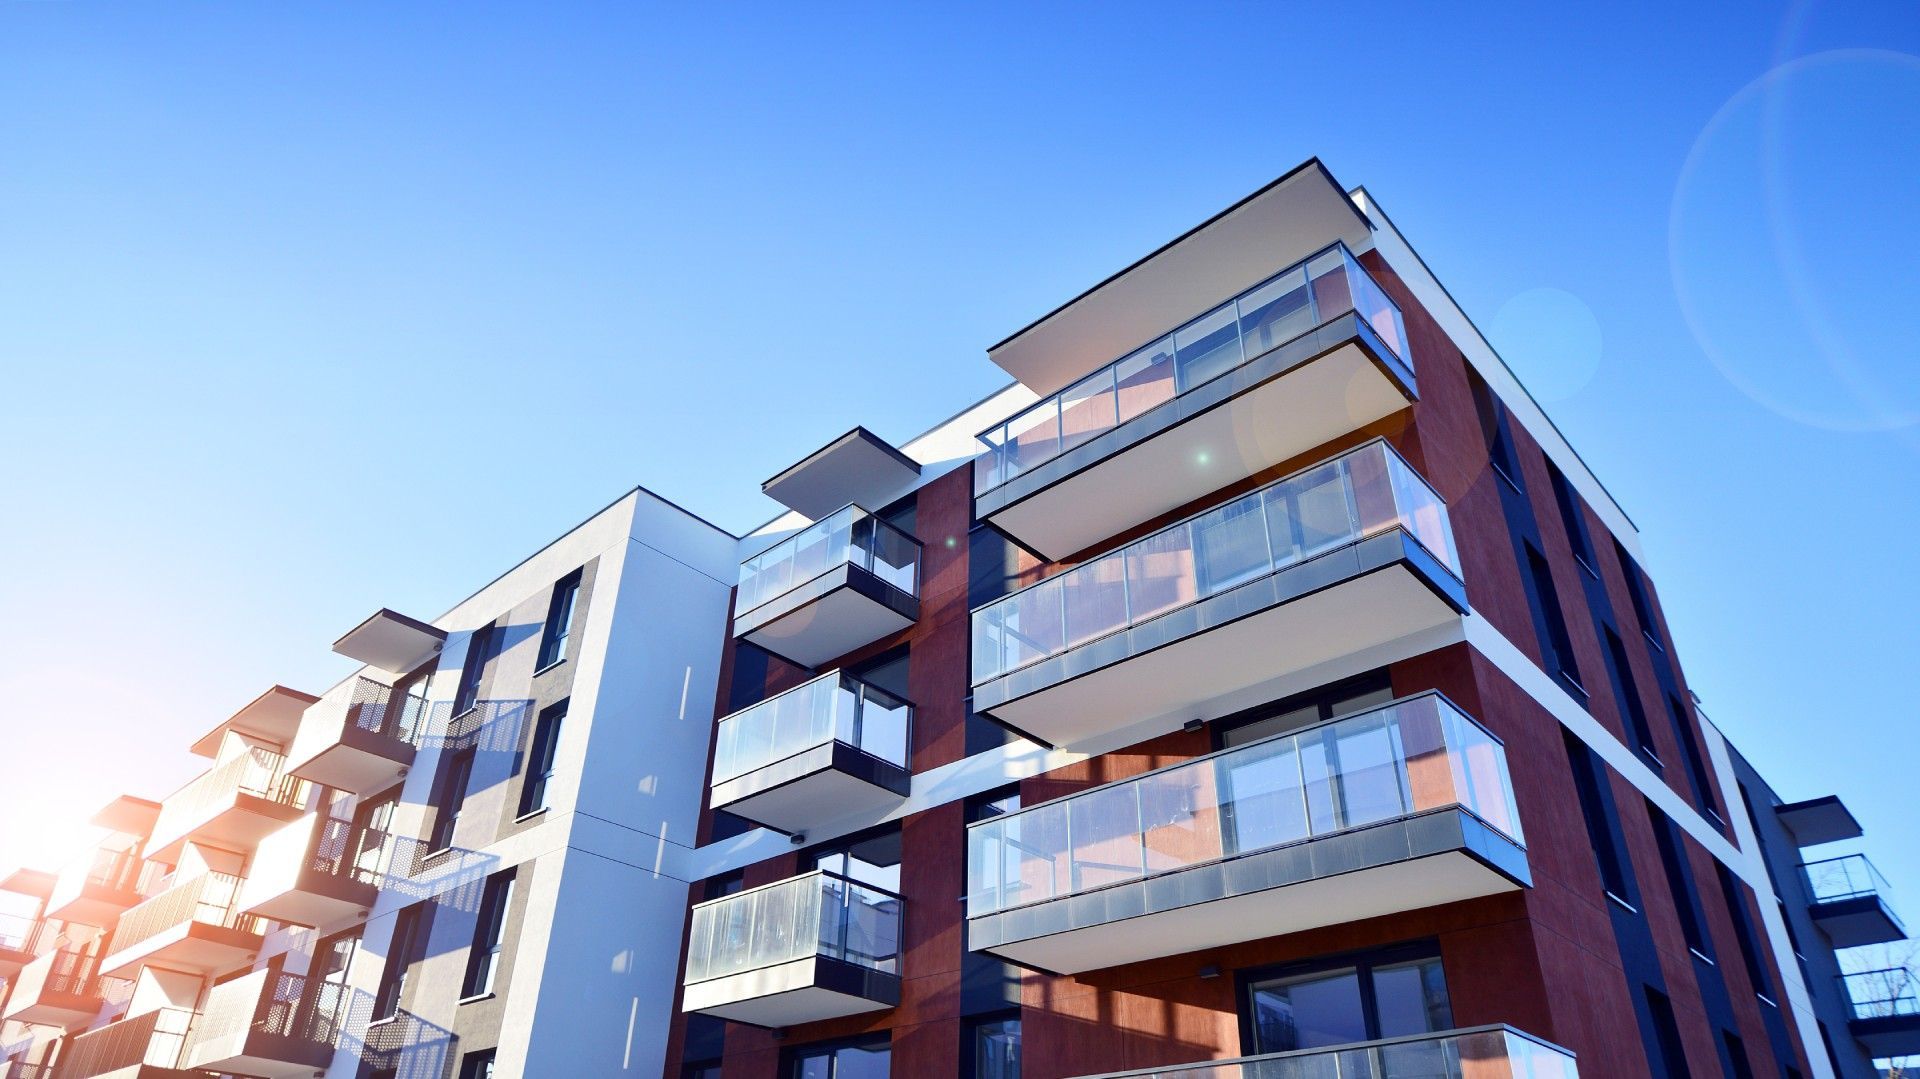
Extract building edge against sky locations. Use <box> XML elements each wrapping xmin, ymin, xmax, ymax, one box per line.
<box><xmin>0</xmin><ymin>158</ymin><xmax>1909</xmax><ymax>1079</ymax></box>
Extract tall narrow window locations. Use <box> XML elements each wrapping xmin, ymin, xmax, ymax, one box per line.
<box><xmin>966</xmin><ymin>1014</ymin><xmax>1022</xmax><ymax>1079</ymax></box>
<box><xmin>1643</xmin><ymin>986</ymin><xmax>1693</xmax><ymax>1078</ymax></box>
<box><xmin>1565</xmin><ymin>732</ymin><xmax>1636</xmax><ymax>905</ymax></box>
<box><xmin>429</xmin><ymin>748</ymin><xmax>476</xmax><ymax>853</ymax></box>
<box><xmin>518</xmin><ymin>701</ymin><xmax>567</xmax><ymax>817</ymax></box>
<box><xmin>1646</xmin><ymin>801</ymin><xmax>1713</xmax><ymax>961</ymax></box>
<box><xmin>454</xmin><ymin>623</ymin><xmax>496</xmax><ymax>716</ymax></box>
<box><xmin>1613</xmin><ymin>538</ymin><xmax>1665</xmax><ymax>651</ymax></box>
<box><xmin>458</xmin><ymin>1049</ymin><xmax>496</xmax><ymax>1079</ymax></box>
<box><xmin>1719</xmin><ymin>1030</ymin><xmax>1754</xmax><ymax>1079</ymax></box>
<box><xmin>463</xmin><ymin>870</ymin><xmax>516</xmax><ymax>998</ymax></box>
<box><xmin>1469</xmin><ymin>371</ymin><xmax>1524</xmax><ymax>490</ymax></box>
<box><xmin>305</xmin><ymin>930</ymin><xmax>359</xmax><ymax>1043</ymax></box>
<box><xmin>1666</xmin><ymin>693</ymin><xmax>1722</xmax><ymax>820</ymax></box>
<box><xmin>373</xmin><ymin>904</ymin><xmax>426</xmax><ymax>1021</ymax></box>
<box><xmin>536</xmin><ymin>570</ymin><xmax>582</xmax><ymax>670</ymax></box>
<box><xmin>1603</xmin><ymin>626</ymin><xmax>1661</xmax><ymax>763</ymax></box>
<box><xmin>1714</xmin><ymin>863</ymin><xmax>1776</xmax><ymax>1004</ymax></box>
<box><xmin>1547</xmin><ymin>460</ymin><xmax>1596</xmax><ymax>573</ymax></box>
<box><xmin>1523</xmin><ymin>542</ymin><xmax>1583</xmax><ymax>691</ymax></box>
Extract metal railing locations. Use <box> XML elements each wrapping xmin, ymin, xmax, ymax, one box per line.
<box><xmin>31</xmin><ymin>949</ymin><xmax>101</xmax><ymax>998</ymax></box>
<box><xmin>190</xmin><ymin>969</ymin><xmax>349</xmax><ymax>1057</ymax></box>
<box><xmin>1068</xmin><ymin>1025</ymin><xmax>1576</xmax><ymax>1078</ymax></box>
<box><xmin>966</xmin><ymin>693</ymin><xmax>1522</xmax><ymax>919</ymax></box>
<box><xmin>0</xmin><ymin>913</ymin><xmax>35</xmax><ymax>953</ymax></box>
<box><xmin>70</xmin><ymin>848</ymin><xmax>143</xmax><ymax>893</ymax></box>
<box><xmin>977</xmin><ymin>241</ymin><xmax>1411</xmax><ymax>497</ymax></box>
<box><xmin>6</xmin><ymin>1061</ymin><xmax>47</xmax><ymax>1079</ymax></box>
<box><xmin>340</xmin><ymin>675</ymin><xmax>429</xmax><ymax>743</ymax></box>
<box><xmin>54</xmin><ymin>1007</ymin><xmax>195</xmax><ymax>1076</ymax></box>
<box><xmin>736</xmin><ymin>505</ymin><xmax>921</xmax><ymax>617</ymax></box>
<box><xmin>1842</xmin><ymin>967</ymin><xmax>1920</xmax><ymax>1021</ymax></box>
<box><xmin>685</xmin><ymin>870</ymin><xmax>902</xmax><ymax>986</ymax></box>
<box><xmin>109</xmin><ymin>872</ymin><xmax>261</xmax><ymax>958</ymax></box>
<box><xmin>151</xmin><ymin>746</ymin><xmax>303</xmax><ymax>848</ymax></box>
<box><xmin>971</xmin><ymin>439</ymin><xmax>1460</xmax><ymax>685</ymax></box>
<box><xmin>712</xmin><ymin>670</ymin><xmax>912</xmax><ymax>785</ymax></box>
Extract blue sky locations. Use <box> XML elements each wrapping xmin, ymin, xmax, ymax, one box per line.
<box><xmin>1</xmin><ymin>2</ymin><xmax>1915</xmax><ymax>925</ymax></box>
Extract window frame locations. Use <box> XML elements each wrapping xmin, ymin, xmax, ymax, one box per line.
<box><xmin>517</xmin><ymin>699</ymin><xmax>568</xmax><ymax>818</ymax></box>
<box><xmin>783</xmin><ymin>1032</ymin><xmax>893</xmax><ymax>1078</ymax></box>
<box><xmin>453</xmin><ymin>623</ymin><xmax>497</xmax><ymax>717</ymax></box>
<box><xmin>372</xmin><ymin>903</ymin><xmax>427</xmax><ymax>1022</ymax></box>
<box><xmin>462</xmin><ymin>870</ymin><xmax>516</xmax><ymax>1000</ymax></box>
<box><xmin>535</xmin><ymin>570</ymin><xmax>583</xmax><ymax>672</ymax></box>
<box><xmin>1236</xmin><ymin>940</ymin><xmax>1452</xmax><ymax>1056</ymax></box>
<box><xmin>428</xmin><ymin>746</ymin><xmax>477</xmax><ymax>854</ymax></box>
<box><xmin>962</xmin><ymin>1010</ymin><xmax>1022</xmax><ymax>1079</ymax></box>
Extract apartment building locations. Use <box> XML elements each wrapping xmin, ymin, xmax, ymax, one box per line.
<box><xmin>0</xmin><ymin>159</ymin><xmax>1910</xmax><ymax>1079</ymax></box>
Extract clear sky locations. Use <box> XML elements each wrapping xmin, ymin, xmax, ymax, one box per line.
<box><xmin>1</xmin><ymin>2</ymin><xmax>1915</xmax><ymax>919</ymax></box>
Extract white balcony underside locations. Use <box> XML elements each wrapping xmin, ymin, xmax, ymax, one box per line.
<box><xmin>102</xmin><ymin>922</ymin><xmax>259</xmax><ymax>979</ymax></box>
<box><xmin>683</xmin><ymin>955</ymin><xmax>896</xmax><ymax>1028</ymax></box>
<box><xmin>287</xmin><ymin>733</ymin><xmax>411</xmax><ymax>794</ymax></box>
<box><xmin>713</xmin><ymin>746</ymin><xmax>908</xmax><ymax>836</ymax></box>
<box><xmin>737</xmin><ymin>567</ymin><xmax>916</xmax><ymax>669</ymax></box>
<box><xmin>185</xmin><ymin>1041</ymin><xmax>330</xmax><ymax>1079</ymax></box>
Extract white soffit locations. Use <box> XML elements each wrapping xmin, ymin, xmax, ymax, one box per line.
<box><xmin>987</xmin><ymin>158</ymin><xmax>1373</xmax><ymax>398</ymax></box>
<box><xmin>332</xmin><ymin>608</ymin><xmax>448</xmax><ymax>673</ymax></box>
<box><xmin>762</xmin><ymin>427</ymin><xmax>922</xmax><ymax>520</ymax></box>
<box><xmin>190</xmin><ymin>684</ymin><xmax>321</xmax><ymax>758</ymax></box>
<box><xmin>90</xmin><ymin>795</ymin><xmax>162</xmax><ymax>837</ymax></box>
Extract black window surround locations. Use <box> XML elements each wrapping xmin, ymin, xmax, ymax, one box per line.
<box><xmin>536</xmin><ymin>569</ymin><xmax>583</xmax><ymax>672</ymax></box>
<box><xmin>518</xmin><ymin>700</ymin><xmax>568</xmax><ymax>818</ymax></box>
<box><xmin>1237</xmin><ymin>940</ymin><xmax>1453</xmax><ymax>1056</ymax></box>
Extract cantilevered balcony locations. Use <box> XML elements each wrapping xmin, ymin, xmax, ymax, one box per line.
<box><xmin>1802</xmin><ymin>855</ymin><xmax>1906</xmax><ymax>948</ymax></box>
<box><xmin>146</xmin><ymin>747</ymin><xmax>306</xmax><ymax>865</ymax></box>
<box><xmin>237</xmin><ymin>813</ymin><xmax>379</xmax><ymax>928</ymax></box>
<box><xmin>683</xmin><ymin>870</ymin><xmax>902</xmax><ymax>1028</ymax></box>
<box><xmin>100</xmin><ymin>872</ymin><xmax>263</xmax><ymax>978</ymax></box>
<box><xmin>1069</xmin><ymin>1025</ymin><xmax>1577</xmax><ymax>1079</ymax></box>
<box><xmin>181</xmin><ymin>968</ymin><xmax>343</xmax><ymax>1077</ymax></box>
<box><xmin>0</xmin><ymin>911</ymin><xmax>44</xmax><ymax>979</ymax></box>
<box><xmin>734</xmin><ymin>506</ymin><xmax>921</xmax><ymax>669</ymax></box>
<box><xmin>710</xmin><ymin>671</ymin><xmax>912</xmax><ymax>834</ymax></box>
<box><xmin>965</xmin><ymin>694</ymin><xmax>1527</xmax><ymax>975</ymax></box>
<box><xmin>56</xmin><ymin>1007</ymin><xmax>197</xmax><ymax>1078</ymax></box>
<box><xmin>976</xmin><ymin>243</ymin><xmax>1416</xmax><ymax>561</ymax></box>
<box><xmin>971</xmin><ymin>440</ymin><xmax>1464</xmax><ymax>749</ymax></box>
<box><xmin>286</xmin><ymin>675</ymin><xmax>427</xmax><ymax>795</ymax></box>
<box><xmin>1</xmin><ymin>949</ymin><xmax>105</xmax><ymax>1028</ymax></box>
<box><xmin>46</xmin><ymin>849</ymin><xmax>149</xmax><ymax>929</ymax></box>
<box><xmin>1842</xmin><ymin>966</ymin><xmax>1920</xmax><ymax>1058</ymax></box>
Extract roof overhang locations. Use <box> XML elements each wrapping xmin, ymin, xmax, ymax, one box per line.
<box><xmin>762</xmin><ymin>427</ymin><xmax>922</xmax><ymax>520</ymax></box>
<box><xmin>332</xmin><ymin>608</ymin><xmax>448</xmax><ymax>673</ymax></box>
<box><xmin>987</xmin><ymin>158</ymin><xmax>1373</xmax><ymax>398</ymax></box>
<box><xmin>0</xmin><ymin>868</ymin><xmax>54</xmax><ymax>898</ymax></box>
<box><xmin>190</xmin><ymin>685</ymin><xmax>320</xmax><ymax>758</ymax></box>
<box><xmin>89</xmin><ymin>795</ymin><xmax>162</xmax><ymax>837</ymax></box>
<box><xmin>1775</xmin><ymin>795</ymin><xmax>1863</xmax><ymax>846</ymax></box>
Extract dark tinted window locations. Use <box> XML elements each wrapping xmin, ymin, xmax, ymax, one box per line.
<box><xmin>536</xmin><ymin>570</ymin><xmax>583</xmax><ymax>670</ymax></box>
<box><xmin>1244</xmin><ymin>945</ymin><xmax>1450</xmax><ymax>1054</ymax></box>
<box><xmin>1604</xmin><ymin>626</ymin><xmax>1661</xmax><ymax>762</ymax></box>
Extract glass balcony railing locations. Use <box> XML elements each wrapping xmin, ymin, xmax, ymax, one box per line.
<box><xmin>1804</xmin><ymin>854</ymin><xmax>1900</xmax><ymax>911</ymax></box>
<box><xmin>1070</xmin><ymin>1026</ymin><xmax>1576</xmax><ymax>1079</ymax></box>
<box><xmin>684</xmin><ymin>870</ymin><xmax>901</xmax><ymax>987</ymax></box>
<box><xmin>966</xmin><ymin>694</ymin><xmax>1521</xmax><ymax>919</ymax></box>
<box><xmin>736</xmin><ymin>505</ymin><xmax>922</xmax><ymax>617</ymax></box>
<box><xmin>712</xmin><ymin>671</ymin><xmax>912</xmax><ymax>786</ymax></box>
<box><xmin>1843</xmin><ymin>967</ymin><xmax>1920</xmax><ymax>1021</ymax></box>
<box><xmin>976</xmin><ymin>242</ymin><xmax>1410</xmax><ymax>497</ymax></box>
<box><xmin>971</xmin><ymin>439</ymin><xmax>1459</xmax><ymax>685</ymax></box>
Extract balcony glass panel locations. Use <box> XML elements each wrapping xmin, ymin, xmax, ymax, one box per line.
<box><xmin>977</xmin><ymin>242</ymin><xmax>1410</xmax><ymax>497</ymax></box>
<box><xmin>1066</xmin><ymin>1026</ymin><xmax>1576</xmax><ymax>1079</ymax></box>
<box><xmin>1804</xmin><ymin>854</ymin><xmax>1897</xmax><ymax>904</ymax></box>
<box><xmin>972</xmin><ymin>440</ymin><xmax>1459</xmax><ymax>684</ymax></box>
<box><xmin>737</xmin><ymin>506</ymin><xmax>922</xmax><ymax>616</ymax></box>
<box><xmin>965</xmin><ymin>695</ymin><xmax>1520</xmax><ymax>918</ymax></box>
<box><xmin>1843</xmin><ymin>967</ymin><xmax>1920</xmax><ymax>1021</ymax></box>
<box><xmin>684</xmin><ymin>870</ymin><xmax>901</xmax><ymax>985</ymax></box>
<box><xmin>711</xmin><ymin>671</ymin><xmax>912</xmax><ymax>785</ymax></box>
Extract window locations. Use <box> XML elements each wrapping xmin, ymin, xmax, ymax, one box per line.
<box><xmin>704</xmin><ymin>870</ymin><xmax>745</xmax><ymax>901</ymax></box>
<box><xmin>810</xmin><ymin>825</ymin><xmax>902</xmax><ymax>892</ymax></box>
<box><xmin>1643</xmin><ymin>986</ymin><xmax>1693</xmax><ymax>1078</ymax></box>
<box><xmin>1218</xmin><ymin>672</ymin><xmax>1393</xmax><ymax>748</ymax></box>
<box><xmin>306</xmin><ymin>930</ymin><xmax>359</xmax><ymax>1042</ymax></box>
<box><xmin>350</xmin><ymin>790</ymin><xmax>399</xmax><ymax>883</ymax></box>
<box><xmin>1243</xmin><ymin>944</ymin><xmax>1451</xmax><ymax>1054</ymax></box>
<box><xmin>1523</xmin><ymin>543</ymin><xmax>1583</xmax><ymax>692</ymax></box>
<box><xmin>1565</xmin><ymin>732</ymin><xmax>1636</xmax><ymax>906</ymax></box>
<box><xmin>373</xmin><ymin>904</ymin><xmax>426</xmax><ymax>1020</ymax></box>
<box><xmin>1713</xmin><ymin>863</ymin><xmax>1775</xmax><ymax>1004</ymax></box>
<box><xmin>429</xmin><ymin>748</ymin><xmax>476</xmax><ymax>853</ymax></box>
<box><xmin>518</xmin><ymin>700</ymin><xmax>567</xmax><ymax>817</ymax></box>
<box><xmin>965</xmin><ymin>787</ymin><xmax>1020</xmax><ymax>825</ymax></box>
<box><xmin>458</xmin><ymin>1049</ymin><xmax>496</xmax><ymax>1079</ymax></box>
<box><xmin>1719</xmin><ymin>1030</ymin><xmax>1754</xmax><ymax>1079</ymax></box>
<box><xmin>463</xmin><ymin>870</ymin><xmax>516</xmax><ymax>998</ymax></box>
<box><xmin>683</xmin><ymin>1064</ymin><xmax>723</xmax><ymax>1079</ymax></box>
<box><xmin>536</xmin><ymin>570</ymin><xmax>582</xmax><ymax>670</ymax></box>
<box><xmin>454</xmin><ymin>623</ymin><xmax>496</xmax><ymax>716</ymax></box>
<box><xmin>788</xmin><ymin>1034</ymin><xmax>891</xmax><ymax>1078</ymax></box>
<box><xmin>1469</xmin><ymin>371</ymin><xmax>1524</xmax><ymax>490</ymax></box>
<box><xmin>1547</xmin><ymin>460</ymin><xmax>1597</xmax><ymax>574</ymax></box>
<box><xmin>1613</xmin><ymin>539</ymin><xmax>1664</xmax><ymax>651</ymax></box>
<box><xmin>1646</xmin><ymin>801</ymin><xmax>1713</xmax><ymax>961</ymax></box>
<box><xmin>966</xmin><ymin>1014</ymin><xmax>1021</xmax><ymax>1079</ymax></box>
<box><xmin>1666</xmin><ymin>694</ymin><xmax>1722</xmax><ymax>820</ymax></box>
<box><xmin>1603</xmin><ymin>626</ymin><xmax>1661</xmax><ymax>764</ymax></box>
<box><xmin>968</xmin><ymin>524</ymin><xmax>1026</xmax><ymax>608</ymax></box>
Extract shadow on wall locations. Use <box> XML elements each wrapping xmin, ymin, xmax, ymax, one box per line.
<box><xmin>336</xmin><ymin>987</ymin><xmax>458</xmax><ymax>1079</ymax></box>
<box><xmin>414</xmin><ymin>696</ymin><xmax>536</xmax><ymax>807</ymax></box>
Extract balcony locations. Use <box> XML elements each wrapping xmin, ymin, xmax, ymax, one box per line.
<box><xmin>181</xmin><ymin>968</ymin><xmax>343</xmax><ymax>1077</ymax></box>
<box><xmin>1069</xmin><ymin>1025</ymin><xmax>1577</xmax><ymax>1079</ymax></box>
<box><xmin>1842</xmin><ymin>967</ymin><xmax>1920</xmax><ymax>1058</ymax></box>
<box><xmin>146</xmin><ymin>747</ymin><xmax>305</xmax><ymax>865</ymax></box>
<box><xmin>237</xmin><ymin>813</ymin><xmax>379</xmax><ymax>928</ymax></box>
<box><xmin>977</xmin><ymin>243</ymin><xmax>1416</xmax><ymax>562</ymax></box>
<box><xmin>734</xmin><ymin>506</ymin><xmax>922</xmax><ymax>669</ymax></box>
<box><xmin>55</xmin><ymin>1007</ymin><xmax>196</xmax><ymax>1078</ymax></box>
<box><xmin>965</xmin><ymin>694</ymin><xmax>1527</xmax><ymax>975</ymax></box>
<box><xmin>683</xmin><ymin>870</ymin><xmax>902</xmax><ymax>1028</ymax></box>
<box><xmin>1802</xmin><ymin>855</ymin><xmax>1906</xmax><ymax>947</ymax></box>
<box><xmin>286</xmin><ymin>676</ymin><xmax>427</xmax><ymax>795</ymax></box>
<box><xmin>46</xmin><ymin>849</ymin><xmax>149</xmax><ymax>929</ymax></box>
<box><xmin>970</xmin><ymin>440</ymin><xmax>1465</xmax><ymax>750</ymax></box>
<box><xmin>0</xmin><ymin>911</ymin><xmax>44</xmax><ymax>979</ymax></box>
<box><xmin>1774</xmin><ymin>794</ymin><xmax>1862</xmax><ymax>847</ymax></box>
<box><xmin>710</xmin><ymin>670</ymin><xmax>912</xmax><ymax>834</ymax></box>
<box><xmin>100</xmin><ymin>872</ymin><xmax>263</xmax><ymax>978</ymax></box>
<box><xmin>1</xmin><ymin>949</ymin><xmax>105</xmax><ymax>1028</ymax></box>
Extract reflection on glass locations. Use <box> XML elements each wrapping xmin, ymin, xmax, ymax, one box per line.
<box><xmin>964</xmin><ymin>695</ymin><xmax>1522</xmax><ymax>919</ymax></box>
<box><xmin>737</xmin><ymin>506</ymin><xmax>921</xmax><ymax>615</ymax></box>
<box><xmin>971</xmin><ymin>440</ymin><xmax>1458</xmax><ymax>685</ymax></box>
<box><xmin>1075</xmin><ymin>1027</ymin><xmax>1578</xmax><ymax>1079</ymax></box>
<box><xmin>976</xmin><ymin>242</ymin><xmax>1411</xmax><ymax>496</ymax></box>
<box><xmin>685</xmin><ymin>871</ymin><xmax>901</xmax><ymax>985</ymax></box>
<box><xmin>712</xmin><ymin>672</ymin><xmax>912</xmax><ymax>784</ymax></box>
<box><xmin>1251</xmin><ymin>967</ymin><xmax>1366</xmax><ymax>1051</ymax></box>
